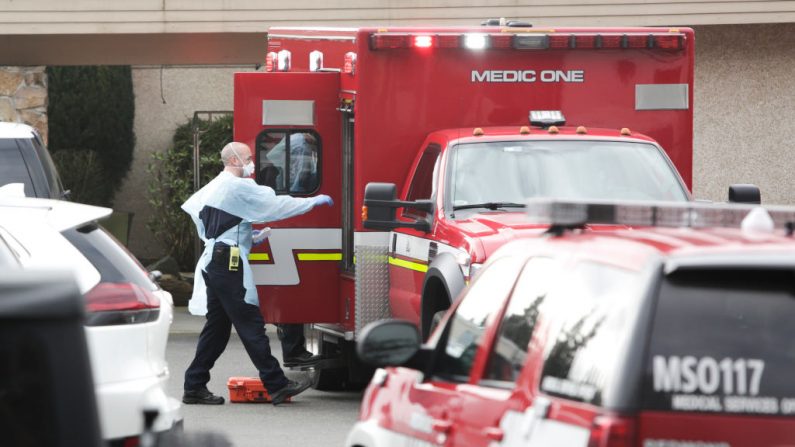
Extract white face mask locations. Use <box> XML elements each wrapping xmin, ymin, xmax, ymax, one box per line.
<box><xmin>234</xmin><ymin>150</ymin><xmax>255</xmax><ymax>177</ymax></box>
<box><xmin>242</xmin><ymin>161</ymin><xmax>255</xmax><ymax>177</ymax></box>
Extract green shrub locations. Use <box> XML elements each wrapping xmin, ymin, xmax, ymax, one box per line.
<box><xmin>147</xmin><ymin>115</ymin><xmax>232</xmax><ymax>269</ymax></box>
<box><xmin>47</xmin><ymin>66</ymin><xmax>135</xmax><ymax>206</ymax></box>
<box><xmin>50</xmin><ymin>149</ymin><xmax>105</xmax><ymax>204</ymax></box>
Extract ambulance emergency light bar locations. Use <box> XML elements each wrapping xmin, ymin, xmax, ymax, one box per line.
<box><xmin>525</xmin><ymin>198</ymin><xmax>795</xmax><ymax>230</ymax></box>
<box><xmin>369</xmin><ymin>32</ymin><xmax>684</xmax><ymax>51</ymax></box>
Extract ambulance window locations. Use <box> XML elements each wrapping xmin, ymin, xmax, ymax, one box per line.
<box><xmin>434</xmin><ymin>256</ymin><xmax>524</xmax><ymax>382</ymax></box>
<box><xmin>255</xmin><ymin>130</ymin><xmax>320</xmax><ymax>195</ymax></box>
<box><xmin>643</xmin><ymin>269</ymin><xmax>795</xmax><ymax>415</ymax></box>
<box><xmin>538</xmin><ymin>261</ymin><xmax>642</xmax><ymax>406</ymax></box>
<box><xmin>481</xmin><ymin>257</ymin><xmax>556</xmax><ymax>386</ymax></box>
<box><xmin>403</xmin><ymin>145</ymin><xmax>440</xmax><ymax>219</ymax></box>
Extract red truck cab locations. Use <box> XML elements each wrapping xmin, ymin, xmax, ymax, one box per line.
<box><xmin>372</xmin><ymin>125</ymin><xmax>689</xmax><ymax>338</ymax></box>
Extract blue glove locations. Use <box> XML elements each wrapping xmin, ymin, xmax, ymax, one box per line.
<box><xmin>252</xmin><ymin>227</ymin><xmax>271</xmax><ymax>246</ymax></box>
<box><xmin>312</xmin><ymin>194</ymin><xmax>334</xmax><ymax>207</ymax></box>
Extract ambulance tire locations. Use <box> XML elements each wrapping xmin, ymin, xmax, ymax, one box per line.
<box><xmin>311</xmin><ymin>366</ymin><xmax>348</xmax><ymax>391</ymax></box>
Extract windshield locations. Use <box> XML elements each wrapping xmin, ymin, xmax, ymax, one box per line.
<box><xmin>447</xmin><ymin>140</ymin><xmax>688</xmax><ymax>211</ymax></box>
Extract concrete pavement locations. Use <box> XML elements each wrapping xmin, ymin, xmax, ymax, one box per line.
<box><xmin>165</xmin><ymin>306</ymin><xmax>363</xmax><ymax>447</ymax></box>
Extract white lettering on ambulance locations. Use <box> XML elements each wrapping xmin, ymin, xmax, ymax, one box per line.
<box><xmin>653</xmin><ymin>356</ymin><xmax>765</xmax><ymax>396</ymax></box>
<box><xmin>780</xmin><ymin>398</ymin><xmax>795</xmax><ymax>414</ymax></box>
<box><xmin>471</xmin><ymin>70</ymin><xmax>582</xmax><ymax>83</ymax></box>
<box><xmin>723</xmin><ymin>396</ymin><xmax>779</xmax><ymax>414</ymax></box>
<box><xmin>541</xmin><ymin>376</ymin><xmax>597</xmax><ymax>401</ymax></box>
<box><xmin>671</xmin><ymin>394</ymin><xmax>723</xmax><ymax>412</ymax></box>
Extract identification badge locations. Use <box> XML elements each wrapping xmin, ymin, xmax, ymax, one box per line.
<box><xmin>229</xmin><ymin>246</ymin><xmax>240</xmax><ymax>271</ymax></box>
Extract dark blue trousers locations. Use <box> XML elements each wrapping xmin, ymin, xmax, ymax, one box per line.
<box><xmin>184</xmin><ymin>250</ymin><xmax>289</xmax><ymax>394</ymax></box>
<box><xmin>278</xmin><ymin>323</ymin><xmax>307</xmax><ymax>358</ymax></box>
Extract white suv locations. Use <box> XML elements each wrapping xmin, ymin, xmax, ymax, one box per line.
<box><xmin>0</xmin><ymin>195</ymin><xmax>182</xmax><ymax>444</ymax></box>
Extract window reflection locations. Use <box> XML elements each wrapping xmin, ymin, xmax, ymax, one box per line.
<box><xmin>256</xmin><ymin>131</ymin><xmax>319</xmax><ymax>194</ymax></box>
<box><xmin>483</xmin><ymin>257</ymin><xmax>555</xmax><ymax>383</ymax></box>
<box><xmin>539</xmin><ymin>261</ymin><xmax>639</xmax><ymax>405</ymax></box>
<box><xmin>435</xmin><ymin>256</ymin><xmax>524</xmax><ymax>381</ymax></box>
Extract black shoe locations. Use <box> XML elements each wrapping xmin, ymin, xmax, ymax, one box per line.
<box><xmin>270</xmin><ymin>377</ymin><xmax>311</xmax><ymax>406</ymax></box>
<box><xmin>283</xmin><ymin>350</ymin><xmax>322</xmax><ymax>367</ymax></box>
<box><xmin>182</xmin><ymin>388</ymin><xmax>225</xmax><ymax>405</ymax></box>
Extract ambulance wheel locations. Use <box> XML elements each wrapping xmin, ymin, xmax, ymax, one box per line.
<box><xmin>310</xmin><ymin>367</ymin><xmax>348</xmax><ymax>391</ymax></box>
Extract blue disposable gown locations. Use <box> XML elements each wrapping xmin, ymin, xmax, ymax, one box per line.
<box><xmin>182</xmin><ymin>171</ymin><xmax>315</xmax><ymax>315</ymax></box>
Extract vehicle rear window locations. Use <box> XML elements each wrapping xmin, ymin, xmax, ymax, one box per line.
<box><xmin>0</xmin><ymin>139</ymin><xmax>36</xmax><ymax>197</ymax></box>
<box><xmin>62</xmin><ymin>225</ymin><xmax>158</xmax><ymax>292</ymax></box>
<box><xmin>644</xmin><ymin>269</ymin><xmax>795</xmax><ymax>416</ymax></box>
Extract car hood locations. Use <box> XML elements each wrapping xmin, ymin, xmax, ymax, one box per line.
<box><xmin>447</xmin><ymin>211</ymin><xmax>624</xmax><ymax>260</ymax></box>
<box><xmin>447</xmin><ymin>211</ymin><xmax>550</xmax><ymax>259</ymax></box>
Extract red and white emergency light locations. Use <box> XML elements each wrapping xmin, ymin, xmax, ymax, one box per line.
<box><xmin>369</xmin><ymin>32</ymin><xmax>684</xmax><ymax>51</ymax></box>
<box><xmin>525</xmin><ymin>198</ymin><xmax>795</xmax><ymax>231</ymax></box>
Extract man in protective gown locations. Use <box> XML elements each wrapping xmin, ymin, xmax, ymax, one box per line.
<box><xmin>181</xmin><ymin>142</ymin><xmax>333</xmax><ymax>405</ymax></box>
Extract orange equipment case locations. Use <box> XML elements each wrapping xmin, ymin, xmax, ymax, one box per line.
<box><xmin>227</xmin><ymin>377</ymin><xmax>290</xmax><ymax>403</ymax></box>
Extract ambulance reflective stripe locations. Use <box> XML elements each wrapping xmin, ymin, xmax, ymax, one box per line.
<box><xmin>390</xmin><ymin>232</ymin><xmax>463</xmax><ymax>273</ymax></box>
<box><xmin>297</xmin><ymin>252</ymin><xmax>342</xmax><ymax>261</ymax></box>
<box><xmin>388</xmin><ymin>256</ymin><xmax>428</xmax><ymax>272</ymax></box>
<box><xmin>248</xmin><ymin>253</ymin><xmax>270</xmax><ymax>261</ymax></box>
<box><xmin>251</xmin><ymin>228</ymin><xmax>341</xmax><ymax>286</ymax></box>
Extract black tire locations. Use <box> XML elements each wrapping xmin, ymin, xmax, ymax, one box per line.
<box><xmin>310</xmin><ymin>339</ymin><xmax>349</xmax><ymax>391</ymax></box>
<box><xmin>310</xmin><ymin>366</ymin><xmax>349</xmax><ymax>391</ymax></box>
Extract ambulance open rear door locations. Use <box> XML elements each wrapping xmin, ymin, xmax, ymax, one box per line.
<box><xmin>233</xmin><ymin>72</ymin><xmax>342</xmax><ymax>324</ymax></box>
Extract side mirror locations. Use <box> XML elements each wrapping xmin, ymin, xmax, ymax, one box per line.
<box><xmin>62</xmin><ymin>189</ymin><xmax>72</xmax><ymax>201</ymax></box>
<box><xmin>728</xmin><ymin>184</ymin><xmax>761</xmax><ymax>204</ymax></box>
<box><xmin>148</xmin><ymin>270</ymin><xmax>163</xmax><ymax>283</ymax></box>
<box><xmin>356</xmin><ymin>319</ymin><xmax>421</xmax><ymax>368</ymax></box>
<box><xmin>363</xmin><ymin>182</ymin><xmax>434</xmax><ymax>232</ymax></box>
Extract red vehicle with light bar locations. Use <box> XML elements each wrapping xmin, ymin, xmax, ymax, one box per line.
<box><xmin>349</xmin><ymin>199</ymin><xmax>795</xmax><ymax>447</ymax></box>
<box><xmin>231</xmin><ymin>23</ymin><xmax>735</xmax><ymax>388</ymax></box>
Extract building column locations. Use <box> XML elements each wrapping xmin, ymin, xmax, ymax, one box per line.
<box><xmin>0</xmin><ymin>66</ymin><xmax>48</xmax><ymax>142</ymax></box>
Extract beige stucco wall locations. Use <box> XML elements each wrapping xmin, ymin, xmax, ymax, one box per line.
<box><xmin>123</xmin><ymin>22</ymin><xmax>795</xmax><ymax>260</ymax></box>
<box><xmin>117</xmin><ymin>65</ymin><xmax>257</xmax><ymax>260</ymax></box>
<box><xmin>692</xmin><ymin>23</ymin><xmax>795</xmax><ymax>204</ymax></box>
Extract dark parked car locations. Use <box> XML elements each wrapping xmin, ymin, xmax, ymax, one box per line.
<box><xmin>0</xmin><ymin>122</ymin><xmax>67</xmax><ymax>199</ymax></box>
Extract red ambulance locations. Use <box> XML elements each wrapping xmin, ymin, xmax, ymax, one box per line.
<box><xmin>232</xmin><ymin>24</ymin><xmax>723</xmax><ymax>387</ymax></box>
<box><xmin>350</xmin><ymin>199</ymin><xmax>795</xmax><ymax>447</ymax></box>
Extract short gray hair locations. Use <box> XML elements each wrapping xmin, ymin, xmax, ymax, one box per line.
<box><xmin>220</xmin><ymin>142</ymin><xmax>250</xmax><ymax>166</ymax></box>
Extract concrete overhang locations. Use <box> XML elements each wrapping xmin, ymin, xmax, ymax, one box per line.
<box><xmin>0</xmin><ymin>33</ymin><xmax>267</xmax><ymax>65</ymax></box>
